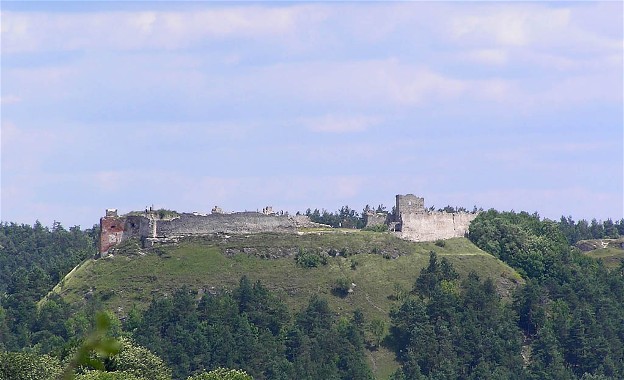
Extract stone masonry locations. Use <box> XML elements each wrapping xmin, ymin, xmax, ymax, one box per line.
<box><xmin>394</xmin><ymin>194</ymin><xmax>478</xmax><ymax>242</ymax></box>
<box><xmin>99</xmin><ymin>195</ymin><xmax>478</xmax><ymax>254</ymax></box>
<box><xmin>99</xmin><ymin>207</ymin><xmax>305</xmax><ymax>255</ymax></box>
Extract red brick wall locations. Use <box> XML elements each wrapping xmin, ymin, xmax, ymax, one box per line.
<box><xmin>99</xmin><ymin>216</ymin><xmax>126</xmax><ymax>253</ymax></box>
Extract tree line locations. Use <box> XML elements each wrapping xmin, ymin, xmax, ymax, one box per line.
<box><xmin>1</xmin><ymin>210</ymin><xmax>623</xmax><ymax>379</ymax></box>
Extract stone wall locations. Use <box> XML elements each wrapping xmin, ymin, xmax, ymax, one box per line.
<box><xmin>365</xmin><ymin>213</ymin><xmax>388</xmax><ymax>228</ymax></box>
<box><xmin>394</xmin><ymin>194</ymin><xmax>478</xmax><ymax>242</ymax></box>
<box><xmin>155</xmin><ymin>212</ymin><xmax>297</xmax><ymax>237</ymax></box>
<box><xmin>398</xmin><ymin>212</ymin><xmax>478</xmax><ymax>242</ymax></box>
<box><xmin>99</xmin><ymin>210</ymin><xmax>301</xmax><ymax>254</ymax></box>
<box><xmin>99</xmin><ymin>215</ymin><xmax>126</xmax><ymax>253</ymax></box>
<box><xmin>396</xmin><ymin>194</ymin><xmax>425</xmax><ymax>216</ymax></box>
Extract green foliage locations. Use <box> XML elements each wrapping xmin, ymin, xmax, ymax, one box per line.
<box><xmin>155</xmin><ymin>209</ymin><xmax>179</xmax><ymax>220</ymax></box>
<box><xmin>414</xmin><ymin>251</ymin><xmax>459</xmax><ymax>298</ymax></box>
<box><xmin>362</xmin><ymin>224</ymin><xmax>388</xmax><ymax>232</ymax></box>
<box><xmin>0</xmin><ymin>351</ymin><xmax>62</xmax><ymax>380</ymax></box>
<box><xmin>0</xmin><ymin>221</ymin><xmax>97</xmax><ymax>351</ymax></box>
<box><xmin>558</xmin><ymin>216</ymin><xmax>623</xmax><ymax>243</ymax></box>
<box><xmin>106</xmin><ymin>337</ymin><xmax>171</xmax><ymax>380</ymax></box>
<box><xmin>471</xmin><ymin>209</ymin><xmax>624</xmax><ymax>378</ymax></box>
<box><xmin>294</xmin><ymin>249</ymin><xmax>327</xmax><ymax>268</ymax></box>
<box><xmin>187</xmin><ymin>368</ymin><xmax>252</xmax><ymax>380</ymax></box>
<box><xmin>349</xmin><ymin>258</ymin><xmax>359</xmax><ymax>270</ymax></box>
<box><xmin>0</xmin><ymin>221</ymin><xmax>97</xmax><ymax>294</ymax></box>
<box><xmin>469</xmin><ymin>210</ymin><xmax>569</xmax><ymax>279</ymax></box>
<box><xmin>368</xmin><ymin>318</ymin><xmax>387</xmax><ymax>347</ymax></box>
<box><xmin>62</xmin><ymin>311</ymin><xmax>121</xmax><ymax>380</ymax></box>
<box><xmin>434</xmin><ymin>239</ymin><xmax>446</xmax><ymax>247</ymax></box>
<box><xmin>333</xmin><ymin>277</ymin><xmax>352</xmax><ymax>297</ymax></box>
<box><xmin>107</xmin><ymin>239</ymin><xmax>141</xmax><ymax>256</ymax></box>
<box><xmin>132</xmin><ymin>281</ymin><xmax>372</xmax><ymax>380</ymax></box>
<box><xmin>304</xmin><ymin>205</ymin><xmax>365</xmax><ymax>229</ymax></box>
<box><xmin>390</xmin><ymin>258</ymin><xmax>525</xmax><ymax>379</ymax></box>
<box><xmin>75</xmin><ymin>371</ymin><xmax>143</xmax><ymax>380</ymax></box>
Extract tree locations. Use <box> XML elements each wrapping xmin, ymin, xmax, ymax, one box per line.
<box><xmin>0</xmin><ymin>351</ymin><xmax>62</xmax><ymax>380</ymax></box>
<box><xmin>106</xmin><ymin>337</ymin><xmax>172</xmax><ymax>380</ymax></box>
<box><xmin>368</xmin><ymin>318</ymin><xmax>387</xmax><ymax>348</ymax></box>
<box><xmin>187</xmin><ymin>368</ymin><xmax>252</xmax><ymax>380</ymax></box>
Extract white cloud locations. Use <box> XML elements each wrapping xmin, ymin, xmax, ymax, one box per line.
<box><xmin>462</xmin><ymin>49</ymin><xmax>508</xmax><ymax>65</ymax></box>
<box><xmin>300</xmin><ymin>114</ymin><xmax>380</xmax><ymax>133</ymax></box>
<box><xmin>252</xmin><ymin>59</ymin><xmax>470</xmax><ymax>107</ymax></box>
<box><xmin>1</xmin><ymin>6</ymin><xmax>319</xmax><ymax>53</ymax></box>
<box><xmin>0</xmin><ymin>95</ymin><xmax>22</xmax><ymax>104</ymax></box>
<box><xmin>449</xmin><ymin>6</ymin><xmax>571</xmax><ymax>47</ymax></box>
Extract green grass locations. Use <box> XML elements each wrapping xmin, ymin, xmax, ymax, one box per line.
<box><xmin>51</xmin><ymin>232</ymin><xmax>523</xmax><ymax>379</ymax></box>
<box><xmin>585</xmin><ymin>247</ymin><xmax>624</xmax><ymax>269</ymax></box>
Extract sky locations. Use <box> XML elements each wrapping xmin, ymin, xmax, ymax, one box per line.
<box><xmin>1</xmin><ymin>1</ymin><xmax>623</xmax><ymax>229</ymax></box>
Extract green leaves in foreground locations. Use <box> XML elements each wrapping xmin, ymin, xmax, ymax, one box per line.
<box><xmin>61</xmin><ymin>312</ymin><xmax>121</xmax><ymax>380</ymax></box>
<box><xmin>187</xmin><ymin>368</ymin><xmax>253</xmax><ymax>380</ymax></box>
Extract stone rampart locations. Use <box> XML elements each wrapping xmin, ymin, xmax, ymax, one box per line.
<box><xmin>99</xmin><ymin>210</ymin><xmax>301</xmax><ymax>254</ymax></box>
<box><xmin>365</xmin><ymin>213</ymin><xmax>388</xmax><ymax>228</ymax></box>
<box><xmin>155</xmin><ymin>212</ymin><xmax>297</xmax><ymax>237</ymax></box>
<box><xmin>398</xmin><ymin>212</ymin><xmax>478</xmax><ymax>242</ymax></box>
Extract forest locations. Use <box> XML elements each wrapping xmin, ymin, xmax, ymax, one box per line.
<box><xmin>1</xmin><ymin>210</ymin><xmax>623</xmax><ymax>379</ymax></box>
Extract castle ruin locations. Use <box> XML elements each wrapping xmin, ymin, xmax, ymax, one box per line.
<box><xmin>392</xmin><ymin>194</ymin><xmax>477</xmax><ymax>241</ymax></box>
<box><xmin>99</xmin><ymin>207</ymin><xmax>316</xmax><ymax>256</ymax></box>
<box><xmin>99</xmin><ymin>194</ymin><xmax>478</xmax><ymax>255</ymax></box>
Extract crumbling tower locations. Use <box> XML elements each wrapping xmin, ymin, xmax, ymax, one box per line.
<box><xmin>99</xmin><ymin>209</ymin><xmax>125</xmax><ymax>254</ymax></box>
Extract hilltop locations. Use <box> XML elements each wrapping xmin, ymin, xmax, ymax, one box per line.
<box><xmin>575</xmin><ymin>237</ymin><xmax>624</xmax><ymax>269</ymax></box>
<box><xmin>51</xmin><ymin>229</ymin><xmax>523</xmax><ymax>378</ymax></box>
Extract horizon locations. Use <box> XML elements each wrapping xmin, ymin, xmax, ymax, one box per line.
<box><xmin>2</xmin><ymin>1</ymin><xmax>622</xmax><ymax>228</ymax></box>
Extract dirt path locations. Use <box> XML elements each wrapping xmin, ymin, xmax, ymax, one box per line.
<box><xmin>366</xmin><ymin>350</ymin><xmax>378</xmax><ymax>374</ymax></box>
<box><xmin>364</xmin><ymin>291</ymin><xmax>387</xmax><ymax>314</ymax></box>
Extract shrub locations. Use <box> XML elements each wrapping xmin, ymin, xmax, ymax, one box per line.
<box><xmin>333</xmin><ymin>277</ymin><xmax>352</xmax><ymax>297</ymax></box>
<box><xmin>188</xmin><ymin>368</ymin><xmax>252</xmax><ymax>380</ymax></box>
<box><xmin>434</xmin><ymin>239</ymin><xmax>446</xmax><ymax>248</ymax></box>
<box><xmin>350</xmin><ymin>259</ymin><xmax>359</xmax><ymax>270</ymax></box>
<box><xmin>295</xmin><ymin>249</ymin><xmax>328</xmax><ymax>268</ymax></box>
<box><xmin>363</xmin><ymin>224</ymin><xmax>388</xmax><ymax>232</ymax></box>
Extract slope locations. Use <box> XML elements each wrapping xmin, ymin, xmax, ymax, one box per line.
<box><xmin>50</xmin><ymin>231</ymin><xmax>523</xmax><ymax>379</ymax></box>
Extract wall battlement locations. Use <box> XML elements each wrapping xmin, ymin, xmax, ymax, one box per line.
<box><xmin>99</xmin><ymin>207</ymin><xmax>303</xmax><ymax>255</ymax></box>
<box><xmin>393</xmin><ymin>194</ymin><xmax>478</xmax><ymax>242</ymax></box>
<box><xmin>99</xmin><ymin>195</ymin><xmax>478</xmax><ymax>254</ymax></box>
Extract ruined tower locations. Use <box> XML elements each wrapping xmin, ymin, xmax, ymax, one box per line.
<box><xmin>394</xmin><ymin>194</ymin><xmax>478</xmax><ymax>242</ymax></box>
<box><xmin>99</xmin><ymin>209</ymin><xmax>125</xmax><ymax>254</ymax></box>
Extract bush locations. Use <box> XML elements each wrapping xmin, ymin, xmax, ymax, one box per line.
<box><xmin>434</xmin><ymin>239</ymin><xmax>446</xmax><ymax>248</ymax></box>
<box><xmin>350</xmin><ymin>259</ymin><xmax>359</xmax><ymax>270</ymax></box>
<box><xmin>333</xmin><ymin>277</ymin><xmax>352</xmax><ymax>297</ymax></box>
<box><xmin>295</xmin><ymin>249</ymin><xmax>328</xmax><ymax>268</ymax></box>
<box><xmin>340</xmin><ymin>247</ymin><xmax>351</xmax><ymax>257</ymax></box>
<box><xmin>363</xmin><ymin>224</ymin><xmax>388</xmax><ymax>232</ymax></box>
<box><xmin>188</xmin><ymin>368</ymin><xmax>252</xmax><ymax>380</ymax></box>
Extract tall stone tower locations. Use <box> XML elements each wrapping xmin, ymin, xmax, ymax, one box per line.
<box><xmin>395</xmin><ymin>194</ymin><xmax>425</xmax><ymax>218</ymax></box>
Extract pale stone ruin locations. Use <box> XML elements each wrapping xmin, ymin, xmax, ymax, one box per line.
<box><xmin>392</xmin><ymin>194</ymin><xmax>478</xmax><ymax>242</ymax></box>
<box><xmin>99</xmin><ymin>194</ymin><xmax>478</xmax><ymax>255</ymax></box>
<box><xmin>99</xmin><ymin>206</ymin><xmax>319</xmax><ymax>256</ymax></box>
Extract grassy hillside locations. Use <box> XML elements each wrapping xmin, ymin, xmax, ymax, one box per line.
<box><xmin>585</xmin><ymin>247</ymin><xmax>624</xmax><ymax>269</ymax></box>
<box><xmin>576</xmin><ymin>238</ymin><xmax>624</xmax><ymax>269</ymax></box>
<box><xmin>51</xmin><ymin>231</ymin><xmax>523</xmax><ymax>379</ymax></box>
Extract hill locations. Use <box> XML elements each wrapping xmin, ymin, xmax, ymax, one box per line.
<box><xmin>50</xmin><ymin>230</ymin><xmax>523</xmax><ymax>379</ymax></box>
<box><xmin>576</xmin><ymin>238</ymin><xmax>624</xmax><ymax>269</ymax></box>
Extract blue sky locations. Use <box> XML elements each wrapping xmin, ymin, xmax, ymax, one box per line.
<box><xmin>1</xmin><ymin>1</ymin><xmax>622</xmax><ymax>228</ymax></box>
